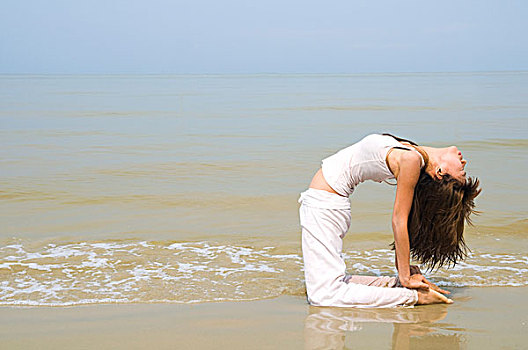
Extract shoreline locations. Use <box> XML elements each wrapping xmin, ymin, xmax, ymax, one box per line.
<box><xmin>1</xmin><ymin>286</ymin><xmax>526</xmax><ymax>349</ymax></box>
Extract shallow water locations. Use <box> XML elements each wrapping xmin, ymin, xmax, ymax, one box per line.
<box><xmin>1</xmin><ymin>73</ymin><xmax>527</xmax><ymax>305</ymax></box>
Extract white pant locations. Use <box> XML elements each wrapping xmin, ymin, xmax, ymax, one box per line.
<box><xmin>299</xmin><ymin>188</ymin><xmax>417</xmax><ymax>308</ymax></box>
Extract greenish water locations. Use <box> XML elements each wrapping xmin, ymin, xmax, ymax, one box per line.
<box><xmin>0</xmin><ymin>72</ymin><xmax>527</xmax><ymax>305</ymax></box>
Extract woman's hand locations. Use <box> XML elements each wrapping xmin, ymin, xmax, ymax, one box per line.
<box><xmin>409</xmin><ymin>265</ymin><xmax>450</xmax><ymax>295</ymax></box>
<box><xmin>400</xmin><ymin>274</ymin><xmax>430</xmax><ymax>290</ymax></box>
<box><xmin>400</xmin><ymin>273</ymin><xmax>451</xmax><ymax>295</ymax></box>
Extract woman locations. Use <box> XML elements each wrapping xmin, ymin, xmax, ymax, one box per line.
<box><xmin>299</xmin><ymin>133</ymin><xmax>480</xmax><ymax>307</ymax></box>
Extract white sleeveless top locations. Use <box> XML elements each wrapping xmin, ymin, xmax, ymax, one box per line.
<box><xmin>321</xmin><ymin>134</ymin><xmax>425</xmax><ymax>197</ymax></box>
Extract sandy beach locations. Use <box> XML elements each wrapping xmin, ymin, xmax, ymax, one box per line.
<box><xmin>1</xmin><ymin>287</ymin><xmax>526</xmax><ymax>349</ymax></box>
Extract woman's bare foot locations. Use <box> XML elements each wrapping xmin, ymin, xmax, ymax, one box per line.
<box><xmin>416</xmin><ymin>289</ymin><xmax>453</xmax><ymax>305</ymax></box>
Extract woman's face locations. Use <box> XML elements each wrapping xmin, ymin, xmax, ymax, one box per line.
<box><xmin>440</xmin><ymin>146</ymin><xmax>467</xmax><ymax>183</ymax></box>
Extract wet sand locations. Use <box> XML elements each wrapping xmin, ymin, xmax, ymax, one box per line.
<box><xmin>1</xmin><ymin>287</ymin><xmax>526</xmax><ymax>349</ymax></box>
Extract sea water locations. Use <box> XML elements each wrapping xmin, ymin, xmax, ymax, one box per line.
<box><xmin>1</xmin><ymin>72</ymin><xmax>527</xmax><ymax>305</ymax></box>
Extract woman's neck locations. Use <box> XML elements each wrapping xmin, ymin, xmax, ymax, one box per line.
<box><xmin>420</xmin><ymin>146</ymin><xmax>442</xmax><ymax>176</ymax></box>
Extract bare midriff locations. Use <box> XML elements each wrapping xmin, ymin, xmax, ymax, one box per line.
<box><xmin>308</xmin><ymin>168</ymin><xmax>344</xmax><ymax>196</ymax></box>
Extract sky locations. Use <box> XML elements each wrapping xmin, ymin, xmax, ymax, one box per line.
<box><xmin>1</xmin><ymin>0</ymin><xmax>527</xmax><ymax>74</ymax></box>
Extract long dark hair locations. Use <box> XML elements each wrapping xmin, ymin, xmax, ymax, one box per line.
<box><xmin>384</xmin><ymin>133</ymin><xmax>482</xmax><ymax>270</ymax></box>
<box><xmin>408</xmin><ymin>172</ymin><xmax>481</xmax><ymax>270</ymax></box>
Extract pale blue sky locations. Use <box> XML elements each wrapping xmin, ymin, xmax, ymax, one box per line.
<box><xmin>1</xmin><ymin>0</ymin><xmax>527</xmax><ymax>74</ymax></box>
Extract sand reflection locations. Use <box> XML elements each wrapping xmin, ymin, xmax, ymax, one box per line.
<box><xmin>304</xmin><ymin>305</ymin><xmax>464</xmax><ymax>349</ymax></box>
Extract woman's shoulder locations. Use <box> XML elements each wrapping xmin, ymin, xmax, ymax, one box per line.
<box><xmin>392</xmin><ymin>150</ymin><xmax>423</xmax><ymax>181</ymax></box>
<box><xmin>399</xmin><ymin>150</ymin><xmax>424</xmax><ymax>167</ymax></box>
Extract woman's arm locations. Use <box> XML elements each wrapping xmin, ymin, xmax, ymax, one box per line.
<box><xmin>392</xmin><ymin>152</ymin><xmax>430</xmax><ymax>290</ymax></box>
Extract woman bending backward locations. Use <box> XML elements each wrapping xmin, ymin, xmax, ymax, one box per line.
<box><xmin>299</xmin><ymin>133</ymin><xmax>480</xmax><ymax>307</ymax></box>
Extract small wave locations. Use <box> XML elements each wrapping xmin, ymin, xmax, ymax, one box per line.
<box><xmin>457</xmin><ymin>138</ymin><xmax>528</xmax><ymax>150</ymax></box>
<box><xmin>268</xmin><ymin>105</ymin><xmax>524</xmax><ymax>112</ymax></box>
<box><xmin>341</xmin><ymin>249</ymin><xmax>528</xmax><ymax>288</ymax></box>
<box><xmin>0</xmin><ymin>241</ymin><xmax>526</xmax><ymax>306</ymax></box>
<box><xmin>0</xmin><ymin>241</ymin><xmax>304</xmax><ymax>306</ymax></box>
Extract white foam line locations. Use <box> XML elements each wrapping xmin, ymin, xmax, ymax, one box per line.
<box><xmin>0</xmin><ymin>241</ymin><xmax>527</xmax><ymax>307</ymax></box>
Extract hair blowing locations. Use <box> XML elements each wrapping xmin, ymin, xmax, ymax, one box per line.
<box><xmin>408</xmin><ymin>171</ymin><xmax>481</xmax><ymax>270</ymax></box>
<box><xmin>383</xmin><ymin>133</ymin><xmax>482</xmax><ymax>270</ymax></box>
